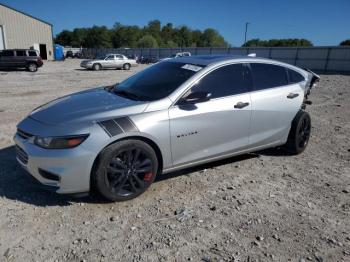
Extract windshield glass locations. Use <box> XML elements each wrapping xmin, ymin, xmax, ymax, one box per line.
<box><xmin>170</xmin><ymin>54</ymin><xmax>177</xmax><ymax>58</ymax></box>
<box><xmin>114</xmin><ymin>61</ymin><xmax>202</xmax><ymax>101</ymax></box>
<box><xmin>97</xmin><ymin>56</ymin><xmax>106</xmax><ymax>59</ymax></box>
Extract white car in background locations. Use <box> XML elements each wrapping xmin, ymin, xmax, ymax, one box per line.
<box><xmin>80</xmin><ymin>54</ymin><xmax>137</xmax><ymax>71</ymax></box>
<box><xmin>159</xmin><ymin>52</ymin><xmax>191</xmax><ymax>62</ymax></box>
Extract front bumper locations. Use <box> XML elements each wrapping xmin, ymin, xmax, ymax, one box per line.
<box><xmin>80</xmin><ymin>63</ymin><xmax>93</xmax><ymax>69</ymax></box>
<box><xmin>13</xmin><ymin>133</ymin><xmax>96</xmax><ymax>194</ymax></box>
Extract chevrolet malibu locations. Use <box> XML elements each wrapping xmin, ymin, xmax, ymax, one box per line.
<box><xmin>14</xmin><ymin>55</ymin><xmax>319</xmax><ymax>201</ymax></box>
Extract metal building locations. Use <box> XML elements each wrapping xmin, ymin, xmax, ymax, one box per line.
<box><xmin>0</xmin><ymin>3</ymin><xmax>53</xmax><ymax>60</ymax></box>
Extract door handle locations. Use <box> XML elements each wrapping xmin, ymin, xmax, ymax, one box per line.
<box><xmin>234</xmin><ymin>102</ymin><xmax>250</xmax><ymax>109</ymax></box>
<box><xmin>287</xmin><ymin>93</ymin><xmax>299</xmax><ymax>99</ymax></box>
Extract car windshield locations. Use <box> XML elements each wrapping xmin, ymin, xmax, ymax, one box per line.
<box><xmin>170</xmin><ymin>54</ymin><xmax>177</xmax><ymax>58</ymax></box>
<box><xmin>114</xmin><ymin>61</ymin><xmax>203</xmax><ymax>101</ymax></box>
<box><xmin>97</xmin><ymin>56</ymin><xmax>107</xmax><ymax>59</ymax></box>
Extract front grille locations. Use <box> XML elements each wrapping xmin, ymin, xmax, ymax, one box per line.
<box><xmin>15</xmin><ymin>145</ymin><xmax>28</xmax><ymax>164</ymax></box>
<box><xmin>17</xmin><ymin>129</ymin><xmax>33</xmax><ymax>140</ymax></box>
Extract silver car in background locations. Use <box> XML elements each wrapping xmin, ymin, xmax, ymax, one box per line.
<box><xmin>14</xmin><ymin>55</ymin><xmax>319</xmax><ymax>201</ymax></box>
<box><xmin>80</xmin><ymin>54</ymin><xmax>137</xmax><ymax>71</ymax></box>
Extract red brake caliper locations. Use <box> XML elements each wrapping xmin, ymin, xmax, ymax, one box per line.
<box><xmin>144</xmin><ymin>173</ymin><xmax>153</xmax><ymax>182</ymax></box>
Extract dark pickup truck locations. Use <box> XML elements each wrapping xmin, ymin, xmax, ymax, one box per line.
<box><xmin>0</xmin><ymin>49</ymin><xmax>43</xmax><ymax>72</ymax></box>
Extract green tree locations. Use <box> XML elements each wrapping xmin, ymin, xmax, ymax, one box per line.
<box><xmin>137</xmin><ymin>35</ymin><xmax>159</xmax><ymax>48</ymax></box>
<box><xmin>111</xmin><ymin>23</ymin><xmax>141</xmax><ymax>48</ymax></box>
<box><xmin>144</xmin><ymin>20</ymin><xmax>162</xmax><ymax>45</ymax></box>
<box><xmin>54</xmin><ymin>21</ymin><xmax>229</xmax><ymax>48</ymax></box>
<box><xmin>340</xmin><ymin>39</ymin><xmax>350</xmax><ymax>46</ymax></box>
<box><xmin>71</xmin><ymin>28</ymin><xmax>88</xmax><ymax>47</ymax></box>
<box><xmin>243</xmin><ymin>38</ymin><xmax>313</xmax><ymax>47</ymax></box>
<box><xmin>85</xmin><ymin>26</ymin><xmax>112</xmax><ymax>48</ymax></box>
<box><xmin>163</xmin><ymin>40</ymin><xmax>178</xmax><ymax>48</ymax></box>
<box><xmin>55</xmin><ymin>30</ymin><xmax>73</xmax><ymax>46</ymax></box>
<box><xmin>201</xmin><ymin>28</ymin><xmax>228</xmax><ymax>47</ymax></box>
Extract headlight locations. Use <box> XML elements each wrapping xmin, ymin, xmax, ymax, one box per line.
<box><xmin>34</xmin><ymin>135</ymin><xmax>89</xmax><ymax>149</ymax></box>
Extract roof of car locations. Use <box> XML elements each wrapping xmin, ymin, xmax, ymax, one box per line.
<box><xmin>168</xmin><ymin>55</ymin><xmax>263</xmax><ymax>66</ymax></box>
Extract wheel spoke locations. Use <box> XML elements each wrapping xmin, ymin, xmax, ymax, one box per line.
<box><xmin>129</xmin><ymin>176</ymin><xmax>138</xmax><ymax>192</ymax></box>
<box><xmin>109</xmin><ymin>174</ymin><xmax>125</xmax><ymax>188</ymax></box>
<box><xmin>135</xmin><ymin>158</ymin><xmax>151</xmax><ymax>169</ymax></box>
<box><xmin>114</xmin><ymin>175</ymin><xmax>129</xmax><ymax>191</ymax></box>
<box><xmin>107</xmin><ymin>166</ymin><xmax>124</xmax><ymax>175</ymax></box>
<box><xmin>126</xmin><ymin>150</ymin><xmax>132</xmax><ymax>165</ymax></box>
<box><xmin>135</xmin><ymin>166</ymin><xmax>152</xmax><ymax>174</ymax></box>
<box><xmin>132</xmin><ymin>174</ymin><xmax>145</xmax><ymax>188</ymax></box>
<box><xmin>111</xmin><ymin>158</ymin><xmax>126</xmax><ymax>169</ymax></box>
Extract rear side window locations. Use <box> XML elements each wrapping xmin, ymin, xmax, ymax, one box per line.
<box><xmin>28</xmin><ymin>51</ymin><xmax>37</xmax><ymax>57</ymax></box>
<box><xmin>191</xmin><ymin>64</ymin><xmax>252</xmax><ymax>99</ymax></box>
<box><xmin>16</xmin><ymin>50</ymin><xmax>26</xmax><ymax>56</ymax></box>
<box><xmin>250</xmin><ymin>63</ymin><xmax>288</xmax><ymax>90</ymax></box>
<box><xmin>287</xmin><ymin>68</ymin><xmax>305</xmax><ymax>83</ymax></box>
<box><xmin>1</xmin><ymin>50</ymin><xmax>14</xmax><ymax>57</ymax></box>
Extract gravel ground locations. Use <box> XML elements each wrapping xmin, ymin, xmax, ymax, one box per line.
<box><xmin>0</xmin><ymin>60</ymin><xmax>349</xmax><ymax>262</ymax></box>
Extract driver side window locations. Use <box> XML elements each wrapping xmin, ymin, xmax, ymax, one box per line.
<box><xmin>106</xmin><ymin>55</ymin><xmax>115</xmax><ymax>60</ymax></box>
<box><xmin>190</xmin><ymin>63</ymin><xmax>252</xmax><ymax>99</ymax></box>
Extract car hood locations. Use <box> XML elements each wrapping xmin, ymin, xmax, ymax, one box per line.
<box><xmin>29</xmin><ymin>87</ymin><xmax>148</xmax><ymax>125</ymax></box>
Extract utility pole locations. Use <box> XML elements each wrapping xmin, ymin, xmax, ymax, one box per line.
<box><xmin>244</xmin><ymin>22</ymin><xmax>250</xmax><ymax>46</ymax></box>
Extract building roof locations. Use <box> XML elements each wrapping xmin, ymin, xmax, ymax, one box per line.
<box><xmin>0</xmin><ymin>2</ymin><xmax>52</xmax><ymax>27</ymax></box>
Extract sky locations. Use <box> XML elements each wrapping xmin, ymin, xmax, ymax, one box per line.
<box><xmin>1</xmin><ymin>0</ymin><xmax>349</xmax><ymax>46</ymax></box>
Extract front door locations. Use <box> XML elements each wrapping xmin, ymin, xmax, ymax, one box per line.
<box><xmin>103</xmin><ymin>55</ymin><xmax>116</xmax><ymax>68</ymax></box>
<box><xmin>169</xmin><ymin>63</ymin><xmax>253</xmax><ymax>167</ymax></box>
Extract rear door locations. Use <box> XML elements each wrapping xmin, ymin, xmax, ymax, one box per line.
<box><xmin>248</xmin><ymin>63</ymin><xmax>304</xmax><ymax>148</ymax></box>
<box><xmin>169</xmin><ymin>63</ymin><xmax>253</xmax><ymax>167</ymax></box>
<box><xmin>14</xmin><ymin>50</ymin><xmax>27</xmax><ymax>67</ymax></box>
<box><xmin>115</xmin><ymin>55</ymin><xmax>125</xmax><ymax>68</ymax></box>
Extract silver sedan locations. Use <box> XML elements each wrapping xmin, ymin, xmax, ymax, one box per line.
<box><xmin>15</xmin><ymin>55</ymin><xmax>319</xmax><ymax>201</ymax></box>
<box><xmin>80</xmin><ymin>54</ymin><xmax>137</xmax><ymax>70</ymax></box>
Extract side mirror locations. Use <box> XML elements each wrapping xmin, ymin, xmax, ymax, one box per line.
<box><xmin>180</xmin><ymin>91</ymin><xmax>212</xmax><ymax>104</ymax></box>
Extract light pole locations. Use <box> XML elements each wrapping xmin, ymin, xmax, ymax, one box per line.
<box><xmin>244</xmin><ymin>22</ymin><xmax>250</xmax><ymax>46</ymax></box>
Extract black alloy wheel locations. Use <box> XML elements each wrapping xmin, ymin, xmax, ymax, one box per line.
<box><xmin>93</xmin><ymin>140</ymin><xmax>158</xmax><ymax>201</ymax></box>
<box><xmin>285</xmin><ymin>110</ymin><xmax>311</xmax><ymax>154</ymax></box>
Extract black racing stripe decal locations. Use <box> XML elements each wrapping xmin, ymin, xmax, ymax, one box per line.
<box><xmin>98</xmin><ymin>120</ymin><xmax>123</xmax><ymax>137</ymax></box>
<box><xmin>115</xmin><ymin>117</ymin><xmax>139</xmax><ymax>132</ymax></box>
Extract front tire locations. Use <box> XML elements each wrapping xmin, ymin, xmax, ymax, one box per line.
<box><xmin>285</xmin><ymin>110</ymin><xmax>311</xmax><ymax>154</ymax></box>
<box><xmin>92</xmin><ymin>140</ymin><xmax>158</xmax><ymax>201</ymax></box>
<box><xmin>27</xmin><ymin>63</ymin><xmax>38</xmax><ymax>72</ymax></box>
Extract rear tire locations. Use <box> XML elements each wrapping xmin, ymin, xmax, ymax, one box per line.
<box><xmin>27</xmin><ymin>63</ymin><xmax>38</xmax><ymax>72</ymax></box>
<box><xmin>92</xmin><ymin>140</ymin><xmax>158</xmax><ymax>202</ymax></box>
<box><xmin>284</xmin><ymin>110</ymin><xmax>311</xmax><ymax>154</ymax></box>
<box><xmin>93</xmin><ymin>63</ymin><xmax>101</xmax><ymax>71</ymax></box>
<box><xmin>123</xmin><ymin>63</ymin><xmax>131</xmax><ymax>70</ymax></box>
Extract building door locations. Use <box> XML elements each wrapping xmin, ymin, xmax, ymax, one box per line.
<box><xmin>39</xmin><ymin>44</ymin><xmax>47</xmax><ymax>59</ymax></box>
<box><xmin>0</xmin><ymin>26</ymin><xmax>5</xmax><ymax>50</ymax></box>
